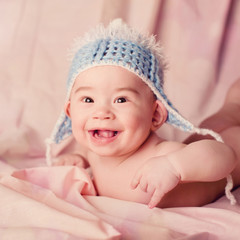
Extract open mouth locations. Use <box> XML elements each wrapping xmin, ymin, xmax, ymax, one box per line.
<box><xmin>91</xmin><ymin>130</ymin><xmax>118</xmax><ymax>138</ymax></box>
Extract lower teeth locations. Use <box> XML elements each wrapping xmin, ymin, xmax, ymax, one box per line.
<box><xmin>94</xmin><ymin>130</ymin><xmax>118</xmax><ymax>137</ymax></box>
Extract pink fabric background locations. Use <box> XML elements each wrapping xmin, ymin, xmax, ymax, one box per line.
<box><xmin>1</xmin><ymin>0</ymin><xmax>240</xmax><ymax>239</ymax></box>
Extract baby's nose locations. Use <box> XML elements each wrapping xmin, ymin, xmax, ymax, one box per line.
<box><xmin>92</xmin><ymin>108</ymin><xmax>115</xmax><ymax>120</ymax></box>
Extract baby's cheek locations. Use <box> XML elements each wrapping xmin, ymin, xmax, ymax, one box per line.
<box><xmin>71</xmin><ymin>123</ymin><xmax>84</xmax><ymax>142</ymax></box>
<box><xmin>125</xmin><ymin>115</ymin><xmax>145</xmax><ymax>130</ymax></box>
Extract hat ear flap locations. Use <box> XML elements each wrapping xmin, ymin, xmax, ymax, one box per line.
<box><xmin>151</xmin><ymin>100</ymin><xmax>167</xmax><ymax>131</ymax></box>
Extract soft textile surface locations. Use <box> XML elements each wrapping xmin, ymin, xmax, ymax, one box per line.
<box><xmin>1</xmin><ymin>0</ymin><xmax>240</xmax><ymax>239</ymax></box>
<box><xmin>1</xmin><ymin>162</ymin><xmax>240</xmax><ymax>239</ymax></box>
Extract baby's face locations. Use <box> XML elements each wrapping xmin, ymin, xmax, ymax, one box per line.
<box><xmin>65</xmin><ymin>65</ymin><xmax>157</xmax><ymax>157</ymax></box>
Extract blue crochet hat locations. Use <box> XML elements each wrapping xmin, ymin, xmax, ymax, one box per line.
<box><xmin>48</xmin><ymin>19</ymin><xmax>223</xmax><ymax>146</ymax></box>
<box><xmin>46</xmin><ymin>19</ymin><xmax>236</xmax><ymax>204</ymax></box>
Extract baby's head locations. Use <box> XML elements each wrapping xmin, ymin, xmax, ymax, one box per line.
<box><xmin>47</xmin><ymin>19</ymin><xmax>223</xmax><ymax>151</ymax></box>
<box><xmin>64</xmin><ymin>65</ymin><xmax>167</xmax><ymax>157</ymax></box>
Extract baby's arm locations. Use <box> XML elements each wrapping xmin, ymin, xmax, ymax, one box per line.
<box><xmin>131</xmin><ymin>140</ymin><xmax>237</xmax><ymax>208</ymax></box>
<box><xmin>168</xmin><ymin>140</ymin><xmax>236</xmax><ymax>182</ymax></box>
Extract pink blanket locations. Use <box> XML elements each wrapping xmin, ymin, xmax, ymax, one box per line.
<box><xmin>1</xmin><ymin>1</ymin><xmax>240</xmax><ymax>239</ymax></box>
<box><xmin>1</xmin><ymin>162</ymin><xmax>240</xmax><ymax>239</ymax></box>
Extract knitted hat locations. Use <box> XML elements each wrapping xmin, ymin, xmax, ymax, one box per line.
<box><xmin>46</xmin><ymin>19</ymin><xmax>235</xmax><ymax>204</ymax></box>
<box><xmin>49</xmin><ymin>19</ymin><xmax>223</xmax><ymax>144</ymax></box>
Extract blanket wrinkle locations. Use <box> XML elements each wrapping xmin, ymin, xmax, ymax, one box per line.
<box><xmin>63</xmin><ymin>166</ymin><xmax>95</xmax><ymax>196</ymax></box>
<box><xmin>84</xmin><ymin>196</ymin><xmax>183</xmax><ymax>240</ymax></box>
<box><xmin>11</xmin><ymin>166</ymin><xmax>97</xmax><ymax>207</ymax></box>
<box><xmin>1</xmin><ymin>161</ymin><xmax>240</xmax><ymax>239</ymax></box>
<box><xmin>0</xmin><ymin>166</ymin><xmax>120</xmax><ymax>239</ymax></box>
<box><xmin>0</xmin><ymin>227</ymin><xmax>87</xmax><ymax>240</ymax></box>
<box><xmin>0</xmin><ymin>185</ymin><xmax>120</xmax><ymax>240</ymax></box>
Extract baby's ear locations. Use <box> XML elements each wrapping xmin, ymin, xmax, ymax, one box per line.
<box><xmin>151</xmin><ymin>100</ymin><xmax>168</xmax><ymax>131</ymax></box>
<box><xmin>64</xmin><ymin>101</ymin><xmax>71</xmax><ymax>118</ymax></box>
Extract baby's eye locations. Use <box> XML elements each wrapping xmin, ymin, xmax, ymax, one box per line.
<box><xmin>115</xmin><ymin>97</ymin><xmax>127</xmax><ymax>103</ymax></box>
<box><xmin>83</xmin><ymin>97</ymin><xmax>94</xmax><ymax>103</ymax></box>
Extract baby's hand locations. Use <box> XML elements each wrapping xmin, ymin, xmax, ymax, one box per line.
<box><xmin>53</xmin><ymin>153</ymin><xmax>88</xmax><ymax>168</ymax></box>
<box><xmin>131</xmin><ymin>157</ymin><xmax>181</xmax><ymax>208</ymax></box>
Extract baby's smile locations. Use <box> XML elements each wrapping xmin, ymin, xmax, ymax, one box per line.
<box><xmin>88</xmin><ymin>130</ymin><xmax>119</xmax><ymax>144</ymax></box>
<box><xmin>92</xmin><ymin>130</ymin><xmax>118</xmax><ymax>138</ymax></box>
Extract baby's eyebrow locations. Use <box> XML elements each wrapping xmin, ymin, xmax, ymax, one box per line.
<box><xmin>116</xmin><ymin>87</ymin><xmax>140</xmax><ymax>95</ymax></box>
<box><xmin>73</xmin><ymin>86</ymin><xmax>92</xmax><ymax>94</ymax></box>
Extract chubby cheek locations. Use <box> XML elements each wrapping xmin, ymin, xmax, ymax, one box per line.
<box><xmin>124</xmin><ymin>112</ymin><xmax>152</xmax><ymax>135</ymax></box>
<box><xmin>70</xmin><ymin>113</ymin><xmax>86</xmax><ymax>144</ymax></box>
<box><xmin>71</xmin><ymin>122</ymin><xmax>82</xmax><ymax>143</ymax></box>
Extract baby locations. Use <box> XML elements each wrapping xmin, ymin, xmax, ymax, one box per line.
<box><xmin>47</xmin><ymin>19</ymin><xmax>240</xmax><ymax>208</ymax></box>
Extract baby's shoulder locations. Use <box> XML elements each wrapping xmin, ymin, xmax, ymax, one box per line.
<box><xmin>143</xmin><ymin>133</ymin><xmax>185</xmax><ymax>156</ymax></box>
<box><xmin>155</xmin><ymin>139</ymin><xmax>185</xmax><ymax>155</ymax></box>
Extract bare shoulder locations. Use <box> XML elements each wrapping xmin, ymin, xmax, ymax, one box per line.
<box><xmin>155</xmin><ymin>139</ymin><xmax>186</xmax><ymax>155</ymax></box>
<box><xmin>143</xmin><ymin>132</ymin><xmax>186</xmax><ymax>156</ymax></box>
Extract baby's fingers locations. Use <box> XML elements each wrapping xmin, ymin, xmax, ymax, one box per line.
<box><xmin>148</xmin><ymin>189</ymin><xmax>164</xmax><ymax>209</ymax></box>
<box><xmin>131</xmin><ymin>172</ymin><xmax>142</xmax><ymax>189</ymax></box>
